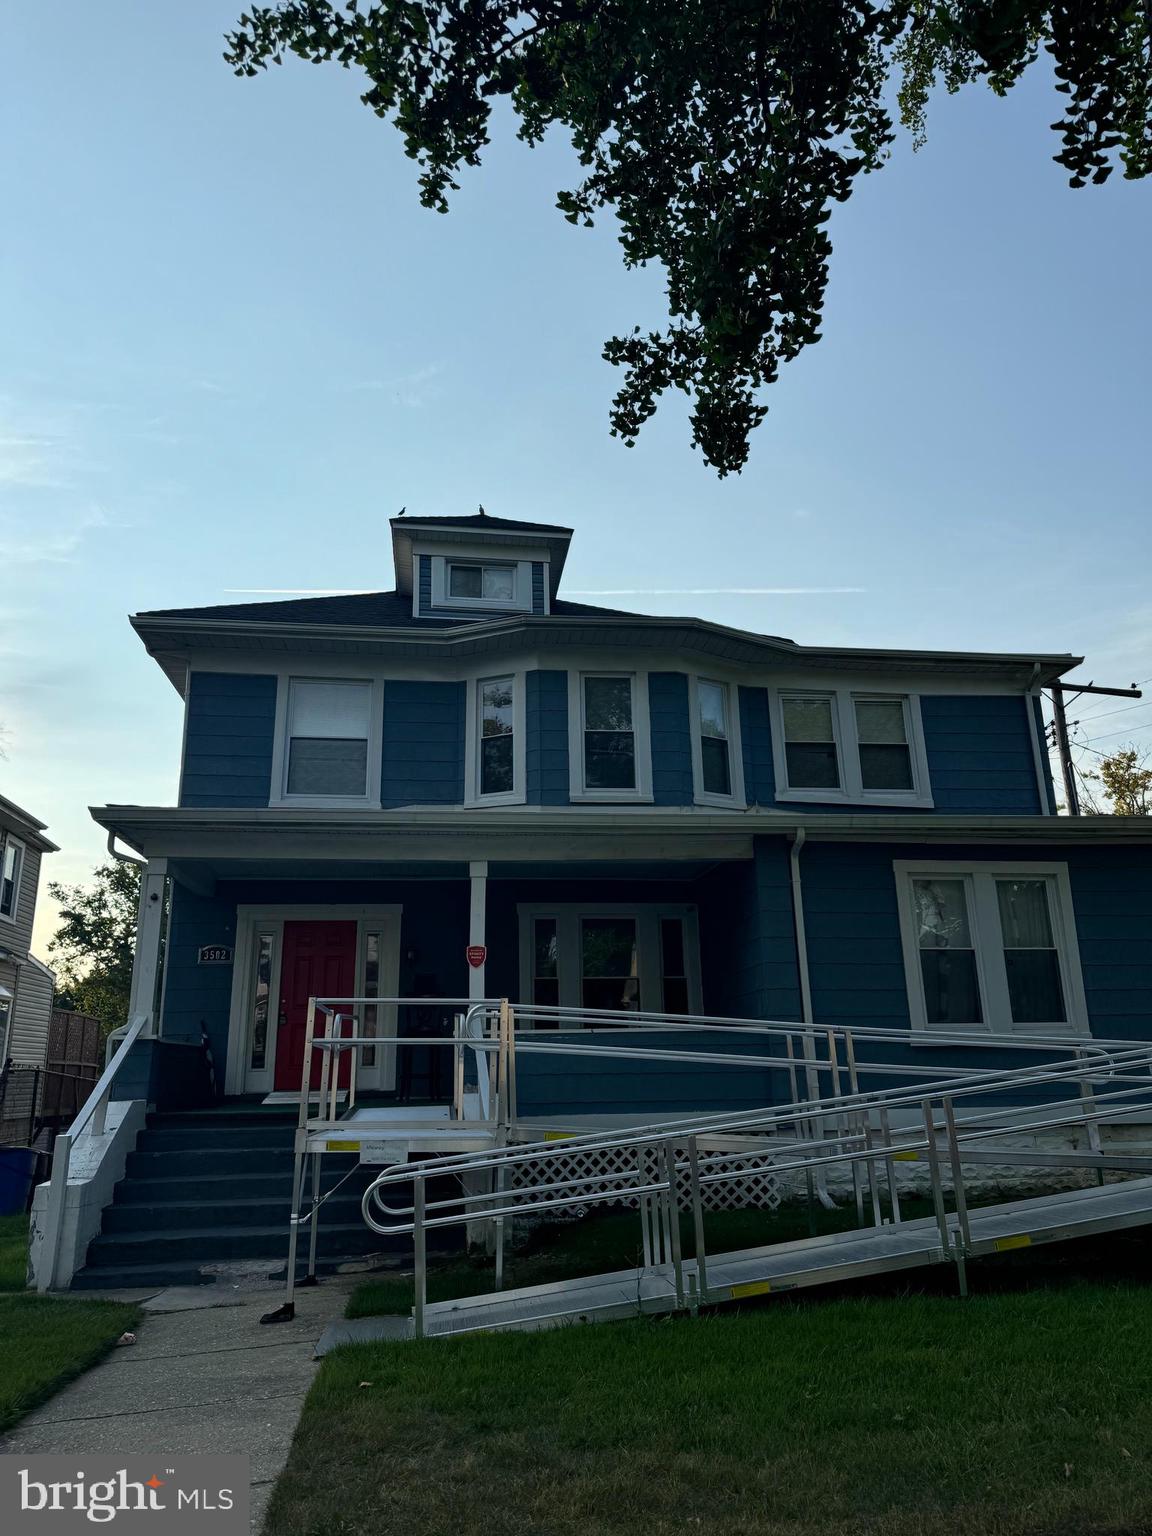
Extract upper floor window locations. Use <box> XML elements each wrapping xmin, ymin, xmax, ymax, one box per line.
<box><xmin>466</xmin><ymin>673</ymin><xmax>524</xmax><ymax>804</ymax></box>
<box><xmin>284</xmin><ymin>678</ymin><xmax>372</xmax><ymax>800</ymax></box>
<box><xmin>569</xmin><ymin>673</ymin><xmax>653</xmax><ymax>801</ymax></box>
<box><xmin>895</xmin><ymin>861</ymin><xmax>1087</xmax><ymax>1034</ymax></box>
<box><xmin>0</xmin><ymin>836</ymin><xmax>23</xmax><ymax>921</ymax></box>
<box><xmin>448</xmin><ymin>561</ymin><xmax>516</xmax><ymax>603</ymax></box>
<box><xmin>772</xmin><ymin>688</ymin><xmax>931</xmax><ymax>807</ymax></box>
<box><xmin>690</xmin><ymin>677</ymin><xmax>745</xmax><ymax>806</ymax></box>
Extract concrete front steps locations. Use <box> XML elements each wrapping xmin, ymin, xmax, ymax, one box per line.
<box><xmin>70</xmin><ymin>1105</ymin><xmax>461</xmax><ymax>1291</ymax></box>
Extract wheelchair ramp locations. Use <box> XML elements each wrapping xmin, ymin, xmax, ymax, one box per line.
<box><xmin>419</xmin><ymin>1175</ymin><xmax>1152</xmax><ymax>1339</ymax></box>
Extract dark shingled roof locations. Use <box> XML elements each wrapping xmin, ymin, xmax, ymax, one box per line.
<box><xmin>391</xmin><ymin>513</ymin><xmax>572</xmax><ymax>535</ymax></box>
<box><xmin>135</xmin><ymin>590</ymin><xmax>642</xmax><ymax>626</ymax></box>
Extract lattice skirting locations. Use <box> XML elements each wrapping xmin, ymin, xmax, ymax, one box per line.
<box><xmin>503</xmin><ymin>1143</ymin><xmax>785</xmax><ymax>1214</ymax></box>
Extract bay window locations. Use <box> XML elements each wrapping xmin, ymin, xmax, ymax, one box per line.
<box><xmin>467</xmin><ymin>672</ymin><xmax>524</xmax><ymax>804</ymax></box>
<box><xmin>691</xmin><ymin>678</ymin><xmax>744</xmax><ymax>804</ymax></box>
<box><xmin>896</xmin><ymin>862</ymin><xmax>1086</xmax><ymax>1034</ymax></box>
<box><xmin>570</xmin><ymin>673</ymin><xmax>652</xmax><ymax>800</ymax></box>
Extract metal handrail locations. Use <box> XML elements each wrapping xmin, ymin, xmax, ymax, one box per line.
<box><xmin>358</xmin><ymin>1036</ymin><xmax>1152</xmax><ymax>1334</ymax></box>
<box><xmin>362</xmin><ymin>1042</ymin><xmax>1152</xmax><ymax>1219</ymax></box>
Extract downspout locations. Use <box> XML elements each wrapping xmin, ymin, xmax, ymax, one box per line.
<box><xmin>106</xmin><ymin>831</ymin><xmax>146</xmax><ymax>867</ymax></box>
<box><xmin>788</xmin><ymin>828</ymin><xmax>836</xmax><ymax>1210</ymax></box>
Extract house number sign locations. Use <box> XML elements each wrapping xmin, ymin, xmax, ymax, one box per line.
<box><xmin>197</xmin><ymin>945</ymin><xmax>234</xmax><ymax>965</ymax></box>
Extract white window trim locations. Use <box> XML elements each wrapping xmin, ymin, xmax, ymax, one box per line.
<box><xmin>0</xmin><ymin>833</ymin><xmax>24</xmax><ymax>925</ymax></box>
<box><xmin>464</xmin><ymin>670</ymin><xmax>527</xmax><ymax>807</ymax></box>
<box><xmin>269</xmin><ymin>675</ymin><xmax>385</xmax><ymax>809</ymax></box>
<box><xmin>567</xmin><ymin>670</ymin><xmax>653</xmax><ymax>803</ymax></box>
<box><xmin>894</xmin><ymin>860</ymin><xmax>1089</xmax><ymax>1037</ymax></box>
<box><xmin>224</xmin><ymin>904</ymin><xmax>403</xmax><ymax>1094</ymax></box>
<box><xmin>517</xmin><ymin>903</ymin><xmax>702</xmax><ymax>1014</ymax></box>
<box><xmin>688</xmin><ymin>675</ymin><xmax>746</xmax><ymax>808</ymax></box>
<box><xmin>769</xmin><ymin>687</ymin><xmax>933</xmax><ymax>808</ymax></box>
<box><xmin>430</xmin><ymin>555</ymin><xmax>535</xmax><ymax>614</ymax></box>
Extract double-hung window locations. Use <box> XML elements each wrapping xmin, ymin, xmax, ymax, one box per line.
<box><xmin>896</xmin><ymin>862</ymin><xmax>1087</xmax><ymax>1034</ymax></box>
<box><xmin>282</xmin><ymin>678</ymin><xmax>373</xmax><ymax>801</ymax></box>
<box><xmin>773</xmin><ymin>688</ymin><xmax>930</xmax><ymax>806</ymax></box>
<box><xmin>691</xmin><ymin>678</ymin><xmax>744</xmax><ymax>804</ymax></box>
<box><xmin>571</xmin><ymin>673</ymin><xmax>652</xmax><ymax>800</ymax></box>
<box><xmin>467</xmin><ymin>673</ymin><xmax>524</xmax><ymax>803</ymax></box>
<box><xmin>0</xmin><ymin>836</ymin><xmax>23</xmax><ymax>921</ymax></box>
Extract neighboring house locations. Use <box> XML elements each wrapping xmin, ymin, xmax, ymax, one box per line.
<box><xmin>0</xmin><ymin>793</ymin><xmax>58</xmax><ymax>1069</ymax></box>
<box><xmin>54</xmin><ymin>511</ymin><xmax>1152</xmax><ymax>1289</ymax></box>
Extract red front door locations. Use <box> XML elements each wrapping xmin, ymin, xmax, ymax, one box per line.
<box><xmin>275</xmin><ymin>920</ymin><xmax>359</xmax><ymax>1092</ymax></box>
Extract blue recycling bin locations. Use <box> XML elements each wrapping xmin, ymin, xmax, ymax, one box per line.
<box><xmin>0</xmin><ymin>1146</ymin><xmax>37</xmax><ymax>1215</ymax></box>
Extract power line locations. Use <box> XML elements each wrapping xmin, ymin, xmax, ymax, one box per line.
<box><xmin>1069</xmin><ymin>699</ymin><xmax>1152</xmax><ymax>727</ymax></box>
<box><xmin>1078</xmin><ymin>717</ymin><xmax>1152</xmax><ymax>746</ymax></box>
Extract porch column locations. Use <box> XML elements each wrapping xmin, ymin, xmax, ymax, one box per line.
<box><xmin>469</xmin><ymin>860</ymin><xmax>488</xmax><ymax>1000</ymax></box>
<box><xmin>128</xmin><ymin>858</ymin><xmax>169</xmax><ymax>1033</ymax></box>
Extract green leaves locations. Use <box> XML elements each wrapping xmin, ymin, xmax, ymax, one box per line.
<box><xmin>224</xmin><ymin>2</ymin><xmax>1152</xmax><ymax>475</ymax></box>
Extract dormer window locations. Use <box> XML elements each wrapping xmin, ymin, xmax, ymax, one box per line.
<box><xmin>448</xmin><ymin>562</ymin><xmax>516</xmax><ymax>603</ymax></box>
<box><xmin>424</xmin><ymin>554</ymin><xmax>538</xmax><ymax>614</ymax></box>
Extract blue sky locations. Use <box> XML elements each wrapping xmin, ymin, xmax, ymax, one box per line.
<box><xmin>2</xmin><ymin>3</ymin><xmax>1150</xmax><ymax>952</ymax></box>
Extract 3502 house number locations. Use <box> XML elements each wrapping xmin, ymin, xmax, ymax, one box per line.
<box><xmin>197</xmin><ymin>945</ymin><xmax>234</xmax><ymax>965</ymax></box>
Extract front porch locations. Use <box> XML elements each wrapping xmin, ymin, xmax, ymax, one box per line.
<box><xmin>149</xmin><ymin>849</ymin><xmax>782</xmax><ymax>1113</ymax></box>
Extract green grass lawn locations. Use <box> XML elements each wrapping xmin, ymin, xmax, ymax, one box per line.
<box><xmin>267</xmin><ymin>1278</ymin><xmax>1152</xmax><ymax>1536</ymax></box>
<box><xmin>0</xmin><ymin>1212</ymin><xmax>141</xmax><ymax>1434</ymax></box>
<box><xmin>261</xmin><ymin>1203</ymin><xmax>1152</xmax><ymax>1535</ymax></box>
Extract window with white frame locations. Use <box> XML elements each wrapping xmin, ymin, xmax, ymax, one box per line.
<box><xmin>284</xmin><ymin>678</ymin><xmax>372</xmax><ymax>799</ymax></box>
<box><xmin>478</xmin><ymin>675</ymin><xmax>515</xmax><ymax>797</ymax></box>
<box><xmin>448</xmin><ymin>561</ymin><xmax>516</xmax><ymax>603</ymax></box>
<box><xmin>570</xmin><ymin>673</ymin><xmax>652</xmax><ymax>799</ymax></box>
<box><xmin>895</xmin><ymin>862</ymin><xmax>1087</xmax><ymax>1034</ymax></box>
<box><xmin>690</xmin><ymin>677</ymin><xmax>744</xmax><ymax>804</ymax></box>
<box><xmin>773</xmin><ymin>688</ymin><xmax>931</xmax><ymax>806</ymax></box>
<box><xmin>0</xmin><ymin>836</ymin><xmax>23</xmax><ymax>921</ymax></box>
<box><xmin>518</xmin><ymin>905</ymin><xmax>700</xmax><ymax>1018</ymax></box>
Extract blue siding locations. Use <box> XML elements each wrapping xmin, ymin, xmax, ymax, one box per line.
<box><xmin>531</xmin><ymin>562</ymin><xmax>546</xmax><ymax>614</ymax></box>
<box><xmin>380</xmin><ymin>681</ymin><xmax>465</xmax><ymax>807</ymax></box>
<box><xmin>417</xmin><ymin>554</ymin><xmax>433</xmax><ymax>616</ymax></box>
<box><xmin>700</xmin><ymin>838</ymin><xmax>802</xmax><ymax>1021</ymax></box>
<box><xmin>648</xmin><ymin>673</ymin><xmax>694</xmax><ymax>805</ymax></box>
<box><xmin>801</xmin><ymin>839</ymin><xmax>1152</xmax><ymax>1044</ymax></box>
<box><xmin>739</xmin><ymin>686</ymin><xmax>775</xmax><ymax>806</ymax></box>
<box><xmin>180</xmin><ymin>672</ymin><xmax>276</xmax><ymax>808</ymax></box>
<box><xmin>525</xmin><ymin>670</ymin><xmax>569</xmax><ymax>805</ymax></box>
<box><xmin>920</xmin><ymin>694</ymin><xmax>1042</xmax><ymax>813</ymax></box>
<box><xmin>160</xmin><ymin>884</ymin><xmax>238</xmax><ymax>1084</ymax></box>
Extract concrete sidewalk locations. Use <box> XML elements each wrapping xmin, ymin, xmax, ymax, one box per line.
<box><xmin>0</xmin><ymin>1279</ymin><xmax>357</xmax><ymax>1530</ymax></box>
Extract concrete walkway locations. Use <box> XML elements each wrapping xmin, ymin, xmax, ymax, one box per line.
<box><xmin>0</xmin><ymin>1279</ymin><xmax>358</xmax><ymax>1530</ymax></box>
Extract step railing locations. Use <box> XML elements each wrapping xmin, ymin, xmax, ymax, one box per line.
<box><xmin>357</xmin><ymin>1036</ymin><xmax>1152</xmax><ymax>1334</ymax></box>
<box><xmin>36</xmin><ymin>1010</ymin><xmax>151</xmax><ymax>1293</ymax></box>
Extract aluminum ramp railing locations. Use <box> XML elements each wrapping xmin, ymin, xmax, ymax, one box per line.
<box><xmin>356</xmin><ymin>1031</ymin><xmax>1152</xmax><ymax>1337</ymax></box>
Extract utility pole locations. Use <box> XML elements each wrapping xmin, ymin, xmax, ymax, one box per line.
<box><xmin>1047</xmin><ymin>680</ymin><xmax>1143</xmax><ymax>816</ymax></box>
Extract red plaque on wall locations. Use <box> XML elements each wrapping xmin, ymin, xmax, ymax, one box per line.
<box><xmin>466</xmin><ymin>945</ymin><xmax>487</xmax><ymax>969</ymax></box>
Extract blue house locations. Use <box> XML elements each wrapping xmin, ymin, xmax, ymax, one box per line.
<box><xmin>49</xmin><ymin>511</ymin><xmax>1152</xmax><ymax>1289</ymax></box>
